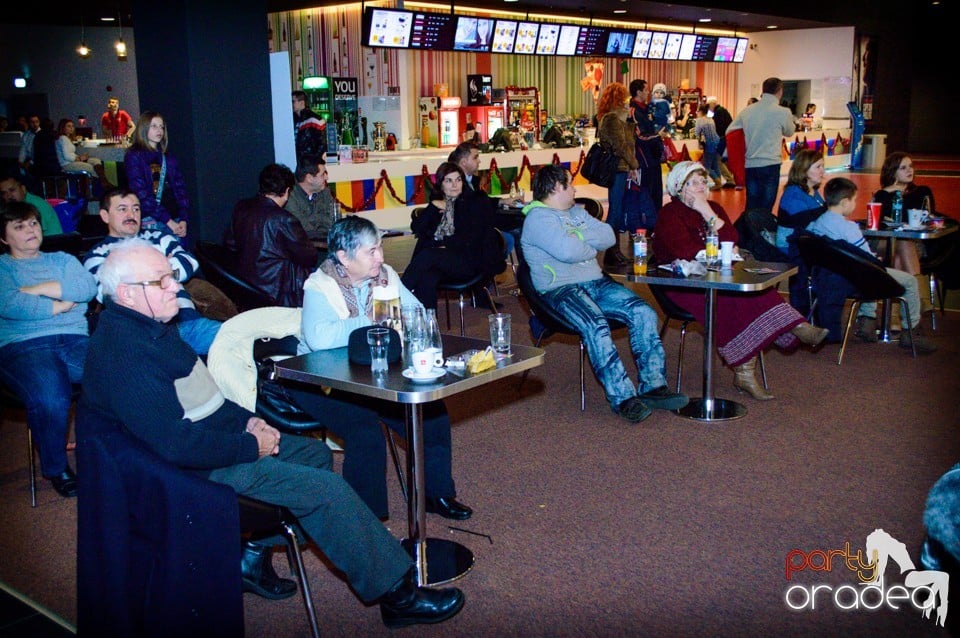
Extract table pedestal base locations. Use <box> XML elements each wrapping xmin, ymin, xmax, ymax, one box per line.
<box><xmin>677</xmin><ymin>397</ymin><xmax>747</xmax><ymax>421</ymax></box>
<box><xmin>401</xmin><ymin>538</ymin><xmax>474</xmax><ymax>585</ymax></box>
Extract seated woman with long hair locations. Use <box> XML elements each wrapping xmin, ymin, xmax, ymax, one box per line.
<box><xmin>871</xmin><ymin>151</ymin><xmax>936</xmax><ymax>276</ymax></box>
<box><xmin>401</xmin><ymin>162</ymin><xmax>503</xmax><ymax>309</ymax></box>
<box><xmin>652</xmin><ymin>162</ymin><xmax>829</xmax><ymax>401</ymax></box>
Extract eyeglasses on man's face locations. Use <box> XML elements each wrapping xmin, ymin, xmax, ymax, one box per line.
<box><xmin>127</xmin><ymin>269</ymin><xmax>180</xmax><ymax>290</ymax></box>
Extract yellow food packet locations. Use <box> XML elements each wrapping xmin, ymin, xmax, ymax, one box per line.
<box><xmin>466</xmin><ymin>347</ymin><xmax>496</xmax><ymax>374</ymax></box>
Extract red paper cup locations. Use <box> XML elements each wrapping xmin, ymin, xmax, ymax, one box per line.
<box><xmin>867</xmin><ymin>202</ymin><xmax>882</xmax><ymax>230</ymax></box>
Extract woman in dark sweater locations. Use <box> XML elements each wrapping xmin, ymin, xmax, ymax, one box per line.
<box><xmin>401</xmin><ymin>162</ymin><xmax>503</xmax><ymax>309</ymax></box>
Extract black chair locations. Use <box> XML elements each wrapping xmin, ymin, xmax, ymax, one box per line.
<box><xmin>194</xmin><ymin>240</ymin><xmax>275</xmax><ymax>312</ymax></box>
<box><xmin>575</xmin><ymin>196</ymin><xmax>604</xmax><ymax>221</ymax></box>
<box><xmin>237</xmin><ymin>495</ymin><xmax>320</xmax><ymax>638</ymax></box>
<box><xmin>796</xmin><ymin>232</ymin><xmax>916</xmax><ymax>364</ymax></box>
<box><xmin>515</xmin><ymin>247</ymin><xmax>625</xmax><ymax>411</ymax></box>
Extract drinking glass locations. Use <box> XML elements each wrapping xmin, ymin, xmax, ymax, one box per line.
<box><xmin>489</xmin><ymin>313</ymin><xmax>511</xmax><ymax>355</ymax></box>
<box><xmin>367</xmin><ymin>328</ymin><xmax>390</xmax><ymax>375</ymax></box>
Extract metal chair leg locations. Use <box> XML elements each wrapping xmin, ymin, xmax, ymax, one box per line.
<box><xmin>382</xmin><ymin>422</ymin><xmax>407</xmax><ymax>503</ymax></box>
<box><xmin>281</xmin><ymin>521</ymin><xmax>320</xmax><ymax>638</ymax></box>
<box><xmin>457</xmin><ymin>292</ymin><xmax>468</xmax><ymax>337</ymax></box>
<box><xmin>28</xmin><ymin>429</ymin><xmax>36</xmax><ymax>508</ymax></box>
<box><xmin>758</xmin><ymin>351</ymin><xmax>768</xmax><ymax>390</ymax></box>
<box><xmin>838</xmin><ymin>300</ymin><xmax>860</xmax><ymax>365</ymax></box>
<box><xmin>578</xmin><ymin>340</ymin><xmax>586</xmax><ymax>412</ymax></box>
<box><xmin>900</xmin><ymin>297</ymin><xmax>917</xmax><ymax>358</ymax></box>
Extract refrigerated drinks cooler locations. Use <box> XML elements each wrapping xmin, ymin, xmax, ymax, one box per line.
<box><xmin>419</xmin><ymin>96</ymin><xmax>462</xmax><ymax>148</ymax></box>
<box><xmin>503</xmin><ymin>86</ymin><xmax>541</xmax><ymax>141</ymax></box>
<box><xmin>458</xmin><ymin>106</ymin><xmax>503</xmax><ymax>144</ymax></box>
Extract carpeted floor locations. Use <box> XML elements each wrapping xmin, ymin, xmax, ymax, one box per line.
<box><xmin>1</xmin><ymin>281</ymin><xmax>958</xmax><ymax>637</ymax></box>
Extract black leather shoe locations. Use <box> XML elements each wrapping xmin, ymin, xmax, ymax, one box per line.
<box><xmin>425</xmin><ymin>496</ymin><xmax>473</xmax><ymax>520</ymax></box>
<box><xmin>241</xmin><ymin>542</ymin><xmax>298</xmax><ymax>600</ymax></box>
<box><xmin>380</xmin><ymin>570</ymin><xmax>465</xmax><ymax>628</ymax></box>
<box><xmin>49</xmin><ymin>467</ymin><xmax>77</xmax><ymax>498</ymax></box>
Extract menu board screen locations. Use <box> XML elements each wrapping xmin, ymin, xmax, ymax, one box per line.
<box><xmin>678</xmin><ymin>34</ymin><xmax>697</xmax><ymax>61</ymax></box>
<box><xmin>409</xmin><ymin>12</ymin><xmax>455</xmax><ymax>50</ymax></box>
<box><xmin>632</xmin><ymin>31</ymin><xmax>653</xmax><ymax>58</ymax></box>
<box><xmin>733</xmin><ymin>38</ymin><xmax>749</xmax><ymax>62</ymax></box>
<box><xmin>453</xmin><ymin>16</ymin><xmax>494</xmax><ymax>52</ymax></box>
<box><xmin>491</xmin><ymin>19</ymin><xmax>517</xmax><ymax>53</ymax></box>
<box><xmin>514</xmin><ymin>22</ymin><xmax>539</xmax><ymax>54</ymax></box>
<box><xmin>365</xmin><ymin>8</ymin><xmax>413</xmax><ymax>48</ymax></box>
<box><xmin>663</xmin><ymin>33</ymin><xmax>683</xmax><ymax>60</ymax></box>
<box><xmin>575</xmin><ymin>27</ymin><xmax>607</xmax><ymax>56</ymax></box>
<box><xmin>714</xmin><ymin>37</ymin><xmax>738</xmax><ymax>62</ymax></box>
<box><xmin>556</xmin><ymin>25</ymin><xmax>580</xmax><ymax>56</ymax></box>
<box><xmin>647</xmin><ymin>32</ymin><xmax>668</xmax><ymax>59</ymax></box>
<box><xmin>536</xmin><ymin>24</ymin><xmax>561</xmax><ymax>55</ymax></box>
<box><xmin>606</xmin><ymin>31</ymin><xmax>635</xmax><ymax>56</ymax></box>
<box><xmin>691</xmin><ymin>35</ymin><xmax>717</xmax><ymax>61</ymax></box>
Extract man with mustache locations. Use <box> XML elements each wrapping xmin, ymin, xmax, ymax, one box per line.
<box><xmin>83</xmin><ymin>189</ymin><xmax>222</xmax><ymax>355</ymax></box>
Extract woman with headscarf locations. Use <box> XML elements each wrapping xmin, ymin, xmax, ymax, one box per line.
<box><xmin>652</xmin><ymin>161</ymin><xmax>828</xmax><ymax>401</ymax></box>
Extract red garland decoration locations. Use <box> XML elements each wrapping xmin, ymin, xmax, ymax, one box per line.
<box><xmin>332</xmin><ymin>165</ymin><xmax>432</xmax><ymax>213</ymax></box>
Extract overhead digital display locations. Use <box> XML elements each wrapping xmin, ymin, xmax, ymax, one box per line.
<box><xmin>536</xmin><ymin>24</ymin><xmax>560</xmax><ymax>55</ymax></box>
<box><xmin>556</xmin><ymin>25</ymin><xmax>580</xmax><ymax>56</ymax></box>
<box><xmin>453</xmin><ymin>16</ymin><xmax>495</xmax><ymax>52</ymax></box>
<box><xmin>365</xmin><ymin>8</ymin><xmax>413</xmax><ymax>48</ymax></box>
<box><xmin>514</xmin><ymin>21</ymin><xmax>539</xmax><ymax>54</ymax></box>
<box><xmin>632</xmin><ymin>31</ymin><xmax>653</xmax><ymax>59</ymax></box>
<box><xmin>691</xmin><ymin>35</ymin><xmax>718</xmax><ymax>61</ymax></box>
<box><xmin>409</xmin><ymin>12</ymin><xmax>455</xmax><ymax>50</ymax></box>
<box><xmin>678</xmin><ymin>34</ymin><xmax>697</xmax><ymax>61</ymax></box>
<box><xmin>606</xmin><ymin>31</ymin><xmax>635</xmax><ymax>56</ymax></box>
<box><xmin>714</xmin><ymin>37</ymin><xmax>738</xmax><ymax>62</ymax></box>
<box><xmin>361</xmin><ymin>8</ymin><xmax>748</xmax><ymax>61</ymax></box>
<box><xmin>663</xmin><ymin>33</ymin><xmax>683</xmax><ymax>60</ymax></box>
<box><xmin>733</xmin><ymin>38</ymin><xmax>749</xmax><ymax>62</ymax></box>
<box><xmin>648</xmin><ymin>32</ymin><xmax>668</xmax><ymax>59</ymax></box>
<box><xmin>575</xmin><ymin>27</ymin><xmax>608</xmax><ymax>56</ymax></box>
<box><xmin>491</xmin><ymin>19</ymin><xmax>518</xmax><ymax>53</ymax></box>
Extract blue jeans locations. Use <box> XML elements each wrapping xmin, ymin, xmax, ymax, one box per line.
<box><xmin>177</xmin><ymin>317</ymin><xmax>221</xmax><ymax>355</ymax></box>
<box><xmin>745</xmin><ymin>164</ymin><xmax>782</xmax><ymax>212</ymax></box>
<box><xmin>701</xmin><ymin>143</ymin><xmax>721</xmax><ymax>181</ymax></box>
<box><xmin>0</xmin><ymin>334</ymin><xmax>88</xmax><ymax>477</ymax></box>
<box><xmin>542</xmin><ymin>277</ymin><xmax>668</xmax><ymax>409</ymax></box>
<box><xmin>606</xmin><ymin>171</ymin><xmax>629</xmax><ymax>232</ymax></box>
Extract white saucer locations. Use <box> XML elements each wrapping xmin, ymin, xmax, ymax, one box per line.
<box><xmin>402</xmin><ymin>368</ymin><xmax>445</xmax><ymax>383</ymax></box>
<box><xmin>900</xmin><ymin>224</ymin><xmax>926</xmax><ymax>231</ymax></box>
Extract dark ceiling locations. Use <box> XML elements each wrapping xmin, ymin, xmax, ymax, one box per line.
<box><xmin>3</xmin><ymin>1</ymin><xmax>843</xmax><ymax>32</ymax></box>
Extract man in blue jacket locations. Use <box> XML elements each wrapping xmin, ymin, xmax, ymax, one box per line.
<box><xmin>81</xmin><ymin>237</ymin><xmax>465</xmax><ymax>628</ymax></box>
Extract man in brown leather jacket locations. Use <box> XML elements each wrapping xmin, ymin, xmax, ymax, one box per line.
<box><xmin>224</xmin><ymin>163</ymin><xmax>318</xmax><ymax>307</ymax></box>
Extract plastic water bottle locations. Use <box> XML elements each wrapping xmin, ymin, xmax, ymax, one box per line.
<box><xmin>892</xmin><ymin>190</ymin><xmax>903</xmax><ymax>224</ymax></box>
<box><xmin>705</xmin><ymin>218</ymin><xmax>720</xmax><ymax>269</ymax></box>
<box><xmin>632</xmin><ymin>229</ymin><xmax>648</xmax><ymax>275</ymax></box>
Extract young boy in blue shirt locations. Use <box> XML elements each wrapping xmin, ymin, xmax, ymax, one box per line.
<box><xmin>805</xmin><ymin>177</ymin><xmax>935</xmax><ymax>353</ymax></box>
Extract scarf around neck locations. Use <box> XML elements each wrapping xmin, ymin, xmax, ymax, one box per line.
<box><xmin>433</xmin><ymin>195</ymin><xmax>457</xmax><ymax>241</ymax></box>
<box><xmin>319</xmin><ymin>257</ymin><xmax>388</xmax><ymax>319</ymax></box>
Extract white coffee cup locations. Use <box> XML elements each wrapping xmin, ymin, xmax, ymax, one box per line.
<box><xmin>411</xmin><ymin>351</ymin><xmax>434</xmax><ymax>375</ymax></box>
<box><xmin>426</xmin><ymin>346</ymin><xmax>444</xmax><ymax>368</ymax></box>
<box><xmin>720</xmin><ymin>241</ymin><xmax>734</xmax><ymax>267</ymax></box>
<box><xmin>907</xmin><ymin>209</ymin><xmax>927</xmax><ymax>227</ymax></box>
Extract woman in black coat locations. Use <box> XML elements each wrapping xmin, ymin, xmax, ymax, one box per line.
<box><xmin>401</xmin><ymin>162</ymin><xmax>504</xmax><ymax>309</ymax></box>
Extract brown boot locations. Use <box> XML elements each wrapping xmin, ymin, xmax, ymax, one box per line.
<box><xmin>93</xmin><ymin>163</ymin><xmax>115</xmax><ymax>190</ymax></box>
<box><xmin>733</xmin><ymin>356</ymin><xmax>774</xmax><ymax>401</ymax></box>
<box><xmin>791</xmin><ymin>322</ymin><xmax>829</xmax><ymax>347</ymax></box>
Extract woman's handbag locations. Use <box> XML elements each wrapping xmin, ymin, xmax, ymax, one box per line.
<box><xmin>580</xmin><ymin>140</ymin><xmax>619</xmax><ymax>188</ymax></box>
